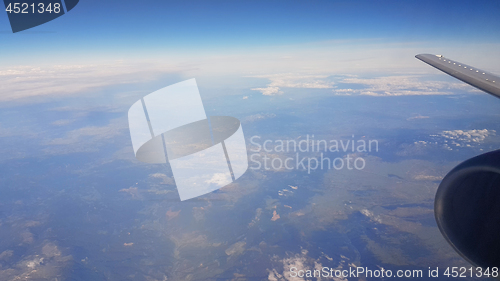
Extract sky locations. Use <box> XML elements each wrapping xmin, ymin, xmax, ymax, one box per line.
<box><xmin>1</xmin><ymin>0</ymin><xmax>500</xmax><ymax>106</ymax></box>
<box><xmin>1</xmin><ymin>0</ymin><xmax>500</xmax><ymax>64</ymax></box>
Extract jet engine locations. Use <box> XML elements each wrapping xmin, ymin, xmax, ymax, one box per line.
<box><xmin>435</xmin><ymin>149</ymin><xmax>500</xmax><ymax>268</ymax></box>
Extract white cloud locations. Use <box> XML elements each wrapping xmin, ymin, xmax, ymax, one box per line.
<box><xmin>205</xmin><ymin>173</ymin><xmax>231</xmax><ymax>186</ymax></box>
<box><xmin>332</xmin><ymin>88</ymin><xmax>355</xmax><ymax>96</ymax></box>
<box><xmin>400</xmin><ymin>129</ymin><xmax>496</xmax><ymax>155</ymax></box>
<box><xmin>334</xmin><ymin>75</ymin><xmax>474</xmax><ymax>96</ymax></box>
<box><xmin>252</xmin><ymin>72</ymin><xmax>481</xmax><ymax>97</ymax></box>
<box><xmin>440</xmin><ymin>129</ymin><xmax>495</xmax><ymax>143</ymax></box>
<box><xmin>2</xmin><ymin>41</ymin><xmax>499</xmax><ymax>103</ymax></box>
<box><xmin>252</xmin><ymin>86</ymin><xmax>283</xmax><ymax>96</ymax></box>
<box><xmin>0</xmin><ymin>62</ymin><xmax>183</xmax><ymax>102</ymax></box>
<box><xmin>250</xmin><ymin>74</ymin><xmax>334</xmax><ymax>96</ymax></box>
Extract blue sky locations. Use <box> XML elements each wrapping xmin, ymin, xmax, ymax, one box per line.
<box><xmin>1</xmin><ymin>0</ymin><xmax>500</xmax><ymax>65</ymax></box>
<box><xmin>1</xmin><ymin>0</ymin><xmax>500</xmax><ymax>106</ymax></box>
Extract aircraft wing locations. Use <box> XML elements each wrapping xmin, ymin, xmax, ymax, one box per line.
<box><xmin>416</xmin><ymin>54</ymin><xmax>500</xmax><ymax>99</ymax></box>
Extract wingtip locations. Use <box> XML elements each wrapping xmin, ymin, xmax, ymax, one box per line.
<box><xmin>415</xmin><ymin>54</ymin><xmax>439</xmax><ymax>61</ymax></box>
<box><xmin>416</xmin><ymin>53</ymin><xmax>432</xmax><ymax>56</ymax></box>
<box><xmin>415</xmin><ymin>54</ymin><xmax>426</xmax><ymax>61</ymax></box>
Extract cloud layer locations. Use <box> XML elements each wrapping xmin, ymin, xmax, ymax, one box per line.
<box><xmin>0</xmin><ymin>62</ymin><xmax>182</xmax><ymax>102</ymax></box>
<box><xmin>250</xmin><ymin>74</ymin><xmax>334</xmax><ymax>96</ymax></box>
<box><xmin>334</xmin><ymin>75</ymin><xmax>477</xmax><ymax>96</ymax></box>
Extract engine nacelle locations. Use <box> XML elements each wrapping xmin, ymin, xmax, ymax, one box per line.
<box><xmin>435</xmin><ymin>149</ymin><xmax>500</xmax><ymax>268</ymax></box>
